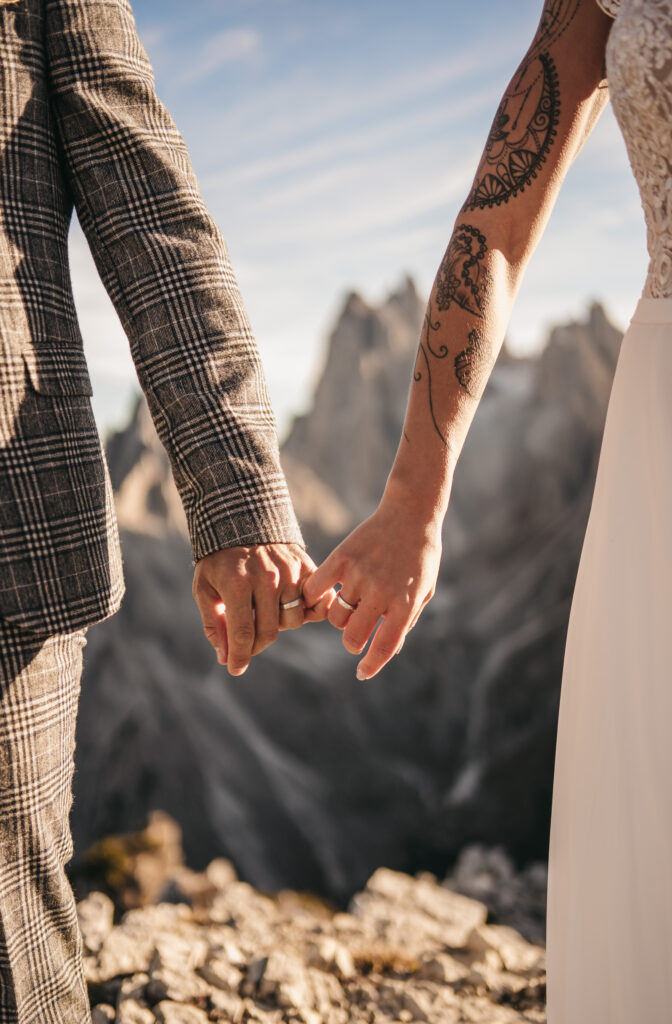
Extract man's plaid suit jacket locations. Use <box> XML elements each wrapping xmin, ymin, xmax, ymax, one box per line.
<box><xmin>0</xmin><ymin>0</ymin><xmax>303</xmax><ymax>634</ymax></box>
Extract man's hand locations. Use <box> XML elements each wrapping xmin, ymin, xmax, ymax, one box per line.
<box><xmin>193</xmin><ymin>543</ymin><xmax>332</xmax><ymax>676</ymax></box>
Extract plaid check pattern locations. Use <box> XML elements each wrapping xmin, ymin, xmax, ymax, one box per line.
<box><xmin>0</xmin><ymin>0</ymin><xmax>303</xmax><ymax>634</ymax></box>
<box><xmin>0</xmin><ymin>618</ymin><xmax>90</xmax><ymax>1024</ymax></box>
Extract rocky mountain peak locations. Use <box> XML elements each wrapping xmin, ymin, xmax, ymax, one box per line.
<box><xmin>341</xmin><ymin>289</ymin><xmax>371</xmax><ymax>318</ymax></box>
<box><xmin>383</xmin><ymin>273</ymin><xmax>424</xmax><ymax>325</ymax></box>
<box><xmin>283</xmin><ymin>275</ymin><xmax>424</xmax><ymax>530</ymax></box>
<box><xmin>105</xmin><ymin>396</ymin><xmax>187</xmax><ymax>538</ymax></box>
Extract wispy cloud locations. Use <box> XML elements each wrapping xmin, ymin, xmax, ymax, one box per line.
<box><xmin>180</xmin><ymin>28</ymin><xmax>262</xmax><ymax>85</ymax></box>
<box><xmin>184</xmin><ymin>37</ymin><xmax>521</xmax><ymax>169</ymax></box>
<box><xmin>78</xmin><ymin>0</ymin><xmax>645</xmax><ymax>440</ymax></box>
<box><xmin>201</xmin><ymin>83</ymin><xmax>501</xmax><ymax>193</ymax></box>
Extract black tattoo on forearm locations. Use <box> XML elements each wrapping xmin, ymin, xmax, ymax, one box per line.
<box><xmin>411</xmin><ymin>225</ymin><xmax>494</xmax><ymax>445</ymax></box>
<box><xmin>414</xmin><ymin>310</ymin><xmax>450</xmax><ymax>447</ymax></box>
<box><xmin>454</xmin><ymin>328</ymin><xmax>489</xmax><ymax>397</ymax></box>
<box><xmin>435</xmin><ymin>224</ymin><xmax>491</xmax><ymax>319</ymax></box>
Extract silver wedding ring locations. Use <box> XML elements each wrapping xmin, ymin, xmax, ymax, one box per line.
<box><xmin>280</xmin><ymin>598</ymin><xmax>302</xmax><ymax>611</ymax></box>
<box><xmin>336</xmin><ymin>593</ymin><xmax>357</xmax><ymax>612</ymax></box>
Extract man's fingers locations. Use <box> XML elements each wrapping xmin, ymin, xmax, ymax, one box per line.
<box><xmin>192</xmin><ymin>544</ymin><xmax>333</xmax><ymax>673</ymax></box>
<box><xmin>193</xmin><ymin>581</ymin><xmax>228</xmax><ymax>663</ymax></box>
<box><xmin>212</xmin><ymin>602</ymin><xmax>229</xmax><ymax>664</ymax></box>
<box><xmin>250</xmin><ymin>585</ymin><xmax>281</xmax><ymax>655</ymax></box>
<box><xmin>279</xmin><ymin>592</ymin><xmax>305</xmax><ymax>631</ymax></box>
<box><xmin>342</xmin><ymin>601</ymin><xmax>383</xmax><ymax>655</ymax></box>
<box><xmin>356</xmin><ymin>614</ymin><xmax>409</xmax><ymax>680</ymax></box>
<box><xmin>302</xmin><ymin>552</ymin><xmax>343</xmax><ymax>609</ymax></box>
<box><xmin>222</xmin><ymin>586</ymin><xmax>255</xmax><ymax>675</ymax></box>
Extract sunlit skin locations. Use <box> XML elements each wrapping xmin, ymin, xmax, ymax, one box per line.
<box><xmin>193</xmin><ymin>543</ymin><xmax>334</xmax><ymax>676</ymax></box>
<box><xmin>303</xmin><ymin>0</ymin><xmax>613</xmax><ymax>680</ymax></box>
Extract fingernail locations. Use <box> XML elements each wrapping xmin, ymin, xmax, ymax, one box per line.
<box><xmin>216</xmin><ymin>649</ymin><xmax>224</xmax><ymax>664</ymax></box>
<box><xmin>356</xmin><ymin>667</ymin><xmax>368</xmax><ymax>681</ymax></box>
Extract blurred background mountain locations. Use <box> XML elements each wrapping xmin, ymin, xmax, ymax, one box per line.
<box><xmin>73</xmin><ymin>278</ymin><xmax>621</xmax><ymax>914</ymax></box>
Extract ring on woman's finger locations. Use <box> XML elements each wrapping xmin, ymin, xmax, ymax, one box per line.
<box><xmin>280</xmin><ymin>597</ymin><xmax>302</xmax><ymax>611</ymax></box>
<box><xmin>336</xmin><ymin>593</ymin><xmax>358</xmax><ymax>612</ymax></box>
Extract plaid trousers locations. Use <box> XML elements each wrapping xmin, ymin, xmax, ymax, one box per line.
<box><xmin>0</xmin><ymin>618</ymin><xmax>90</xmax><ymax>1024</ymax></box>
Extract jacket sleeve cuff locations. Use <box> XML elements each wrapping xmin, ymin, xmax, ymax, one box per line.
<box><xmin>141</xmin><ymin>385</ymin><xmax>305</xmax><ymax>563</ymax></box>
<box><xmin>188</xmin><ymin>484</ymin><xmax>305</xmax><ymax>563</ymax></box>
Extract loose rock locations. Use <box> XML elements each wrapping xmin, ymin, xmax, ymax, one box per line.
<box><xmin>116</xmin><ymin>999</ymin><xmax>155</xmax><ymax>1024</ymax></box>
<box><xmin>198</xmin><ymin>956</ymin><xmax>244</xmax><ymax>991</ymax></box>
<box><xmin>78</xmin><ymin>891</ymin><xmax>115</xmax><ymax>954</ymax></box>
<box><xmin>154</xmin><ymin>1004</ymin><xmax>209</xmax><ymax>1024</ymax></box>
<box><xmin>91</xmin><ymin>1008</ymin><xmax>115</xmax><ymax>1024</ymax></box>
<box><xmin>306</xmin><ymin>937</ymin><xmax>355</xmax><ymax>979</ymax></box>
<box><xmin>80</xmin><ymin>854</ymin><xmax>546</xmax><ymax>1024</ymax></box>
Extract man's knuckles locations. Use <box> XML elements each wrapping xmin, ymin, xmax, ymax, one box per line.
<box><xmin>228</xmin><ymin>624</ymin><xmax>255</xmax><ymax>649</ymax></box>
<box><xmin>254</xmin><ymin>626</ymin><xmax>279</xmax><ymax>649</ymax></box>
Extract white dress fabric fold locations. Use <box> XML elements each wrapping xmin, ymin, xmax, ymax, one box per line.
<box><xmin>546</xmin><ymin>0</ymin><xmax>672</xmax><ymax>1015</ymax></box>
<box><xmin>547</xmin><ymin>298</ymin><xmax>672</xmax><ymax>1021</ymax></box>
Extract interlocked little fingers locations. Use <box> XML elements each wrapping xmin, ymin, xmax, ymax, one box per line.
<box><xmin>193</xmin><ymin>543</ymin><xmax>332</xmax><ymax>677</ymax></box>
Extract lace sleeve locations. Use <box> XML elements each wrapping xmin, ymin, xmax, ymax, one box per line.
<box><xmin>594</xmin><ymin>0</ymin><xmax>620</xmax><ymax>17</ymax></box>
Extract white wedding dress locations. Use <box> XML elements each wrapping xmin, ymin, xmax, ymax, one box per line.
<box><xmin>546</xmin><ymin>2</ymin><xmax>672</xmax><ymax>1021</ymax></box>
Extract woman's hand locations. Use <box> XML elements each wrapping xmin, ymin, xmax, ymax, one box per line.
<box><xmin>302</xmin><ymin>489</ymin><xmax>442</xmax><ymax>679</ymax></box>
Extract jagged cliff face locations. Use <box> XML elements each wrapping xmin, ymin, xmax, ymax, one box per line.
<box><xmin>283</xmin><ymin>276</ymin><xmax>424</xmax><ymax>534</ymax></box>
<box><xmin>74</xmin><ymin>282</ymin><xmax>622</xmax><ymax>907</ymax></box>
<box><xmin>106</xmin><ymin>396</ymin><xmax>187</xmax><ymax>538</ymax></box>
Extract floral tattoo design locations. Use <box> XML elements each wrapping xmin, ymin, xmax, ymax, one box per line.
<box><xmin>463</xmin><ymin>52</ymin><xmax>560</xmax><ymax>211</ymax></box>
<box><xmin>435</xmin><ymin>224</ymin><xmax>490</xmax><ymax>319</ymax></box>
<box><xmin>412</xmin><ymin>228</ymin><xmax>493</xmax><ymax>445</ymax></box>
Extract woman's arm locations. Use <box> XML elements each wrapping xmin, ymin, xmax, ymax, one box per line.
<box><xmin>303</xmin><ymin>0</ymin><xmax>614</xmax><ymax>678</ymax></box>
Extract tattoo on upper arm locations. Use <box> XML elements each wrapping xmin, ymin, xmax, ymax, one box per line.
<box><xmin>533</xmin><ymin>0</ymin><xmax>581</xmax><ymax>60</ymax></box>
<box><xmin>463</xmin><ymin>52</ymin><xmax>560</xmax><ymax>211</ymax></box>
<box><xmin>462</xmin><ymin>0</ymin><xmax>580</xmax><ymax>211</ymax></box>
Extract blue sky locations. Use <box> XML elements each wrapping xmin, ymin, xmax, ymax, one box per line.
<box><xmin>70</xmin><ymin>0</ymin><xmax>648</xmax><ymax>438</ymax></box>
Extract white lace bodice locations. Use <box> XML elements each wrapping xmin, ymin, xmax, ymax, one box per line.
<box><xmin>596</xmin><ymin>0</ymin><xmax>672</xmax><ymax>296</ymax></box>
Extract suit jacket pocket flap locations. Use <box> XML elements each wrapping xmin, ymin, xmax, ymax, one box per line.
<box><xmin>22</xmin><ymin>345</ymin><xmax>93</xmax><ymax>396</ymax></box>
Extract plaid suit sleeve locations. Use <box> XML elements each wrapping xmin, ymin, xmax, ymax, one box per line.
<box><xmin>44</xmin><ymin>0</ymin><xmax>304</xmax><ymax>560</ymax></box>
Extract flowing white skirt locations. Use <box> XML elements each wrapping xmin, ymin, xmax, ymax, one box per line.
<box><xmin>547</xmin><ymin>297</ymin><xmax>672</xmax><ymax>1023</ymax></box>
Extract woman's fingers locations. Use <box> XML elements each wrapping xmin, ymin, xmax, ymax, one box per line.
<box><xmin>356</xmin><ymin>613</ymin><xmax>409</xmax><ymax>680</ymax></box>
<box><xmin>328</xmin><ymin>589</ymin><xmax>360</xmax><ymax>630</ymax></box>
<box><xmin>294</xmin><ymin>556</ymin><xmax>333</xmax><ymax>624</ymax></box>
<box><xmin>303</xmin><ymin>590</ymin><xmax>334</xmax><ymax>622</ymax></box>
<box><xmin>302</xmin><ymin>550</ymin><xmax>343</xmax><ymax>609</ymax></box>
<box><xmin>342</xmin><ymin>601</ymin><xmax>384</xmax><ymax>655</ymax></box>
